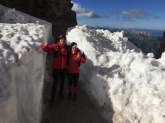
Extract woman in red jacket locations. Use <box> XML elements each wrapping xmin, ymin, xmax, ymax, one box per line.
<box><xmin>43</xmin><ymin>35</ymin><xmax>69</xmax><ymax>104</ymax></box>
<box><xmin>67</xmin><ymin>42</ymin><xmax>86</xmax><ymax>100</ymax></box>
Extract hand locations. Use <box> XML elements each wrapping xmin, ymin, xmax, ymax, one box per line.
<box><xmin>44</xmin><ymin>41</ymin><xmax>48</xmax><ymax>46</ymax></box>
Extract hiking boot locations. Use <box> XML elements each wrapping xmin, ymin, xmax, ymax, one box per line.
<box><xmin>72</xmin><ymin>93</ymin><xmax>77</xmax><ymax>100</ymax></box>
<box><xmin>67</xmin><ymin>91</ymin><xmax>72</xmax><ymax>99</ymax></box>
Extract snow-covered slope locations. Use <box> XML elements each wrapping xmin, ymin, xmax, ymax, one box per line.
<box><xmin>67</xmin><ymin>26</ymin><xmax>165</xmax><ymax>123</ymax></box>
<box><xmin>0</xmin><ymin>5</ymin><xmax>52</xmax><ymax>123</ymax></box>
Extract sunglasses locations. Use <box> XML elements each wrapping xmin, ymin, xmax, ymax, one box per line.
<box><xmin>72</xmin><ymin>44</ymin><xmax>77</xmax><ymax>49</ymax></box>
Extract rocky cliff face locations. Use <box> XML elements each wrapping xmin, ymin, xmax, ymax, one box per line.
<box><xmin>156</xmin><ymin>31</ymin><xmax>165</xmax><ymax>59</ymax></box>
<box><xmin>0</xmin><ymin>0</ymin><xmax>77</xmax><ymax>40</ymax></box>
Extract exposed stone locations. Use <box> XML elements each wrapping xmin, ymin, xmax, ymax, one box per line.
<box><xmin>156</xmin><ymin>31</ymin><xmax>165</xmax><ymax>59</ymax></box>
<box><xmin>0</xmin><ymin>0</ymin><xmax>77</xmax><ymax>41</ymax></box>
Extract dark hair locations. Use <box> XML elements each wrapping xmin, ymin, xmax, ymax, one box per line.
<box><xmin>59</xmin><ymin>35</ymin><xmax>66</xmax><ymax>40</ymax></box>
<box><xmin>71</xmin><ymin>42</ymin><xmax>77</xmax><ymax>47</ymax></box>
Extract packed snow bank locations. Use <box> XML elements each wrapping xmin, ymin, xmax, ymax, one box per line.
<box><xmin>0</xmin><ymin>4</ymin><xmax>53</xmax><ymax>42</ymax></box>
<box><xmin>66</xmin><ymin>25</ymin><xmax>165</xmax><ymax>123</ymax></box>
<box><xmin>0</xmin><ymin>5</ymin><xmax>52</xmax><ymax>123</ymax></box>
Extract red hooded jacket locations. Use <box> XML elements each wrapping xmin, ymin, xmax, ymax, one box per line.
<box><xmin>68</xmin><ymin>49</ymin><xmax>86</xmax><ymax>73</ymax></box>
<box><xmin>42</xmin><ymin>42</ymin><xmax>69</xmax><ymax>69</ymax></box>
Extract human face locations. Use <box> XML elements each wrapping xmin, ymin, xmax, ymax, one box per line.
<box><xmin>60</xmin><ymin>38</ymin><xmax>66</xmax><ymax>46</ymax></box>
<box><xmin>72</xmin><ymin>47</ymin><xmax>77</xmax><ymax>54</ymax></box>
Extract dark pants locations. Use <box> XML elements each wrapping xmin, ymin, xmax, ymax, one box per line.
<box><xmin>67</xmin><ymin>72</ymin><xmax>79</xmax><ymax>93</ymax></box>
<box><xmin>51</xmin><ymin>69</ymin><xmax>67</xmax><ymax>102</ymax></box>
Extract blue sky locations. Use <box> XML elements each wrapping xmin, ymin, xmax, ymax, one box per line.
<box><xmin>71</xmin><ymin>0</ymin><xmax>165</xmax><ymax>30</ymax></box>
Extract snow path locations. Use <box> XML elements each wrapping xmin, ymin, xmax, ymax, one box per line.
<box><xmin>41</xmin><ymin>53</ymin><xmax>111</xmax><ymax>123</ymax></box>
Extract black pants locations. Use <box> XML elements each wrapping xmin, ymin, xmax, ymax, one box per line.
<box><xmin>67</xmin><ymin>72</ymin><xmax>79</xmax><ymax>93</ymax></box>
<box><xmin>51</xmin><ymin>69</ymin><xmax>67</xmax><ymax>101</ymax></box>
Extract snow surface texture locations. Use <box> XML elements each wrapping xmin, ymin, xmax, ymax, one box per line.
<box><xmin>0</xmin><ymin>5</ymin><xmax>52</xmax><ymax>123</ymax></box>
<box><xmin>66</xmin><ymin>25</ymin><xmax>165</xmax><ymax>123</ymax></box>
<box><xmin>0</xmin><ymin>4</ymin><xmax>53</xmax><ymax>42</ymax></box>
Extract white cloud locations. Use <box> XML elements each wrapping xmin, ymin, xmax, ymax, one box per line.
<box><xmin>121</xmin><ymin>9</ymin><xmax>160</xmax><ymax>21</ymax></box>
<box><xmin>71</xmin><ymin>2</ymin><xmax>107</xmax><ymax>18</ymax></box>
<box><xmin>122</xmin><ymin>9</ymin><xmax>148</xmax><ymax>16</ymax></box>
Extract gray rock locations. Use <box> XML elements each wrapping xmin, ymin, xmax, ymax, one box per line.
<box><xmin>0</xmin><ymin>0</ymin><xmax>77</xmax><ymax>40</ymax></box>
<box><xmin>156</xmin><ymin>31</ymin><xmax>165</xmax><ymax>59</ymax></box>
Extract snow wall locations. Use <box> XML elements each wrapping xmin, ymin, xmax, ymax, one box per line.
<box><xmin>67</xmin><ymin>26</ymin><xmax>165</xmax><ymax>123</ymax></box>
<box><xmin>0</xmin><ymin>4</ymin><xmax>53</xmax><ymax>123</ymax></box>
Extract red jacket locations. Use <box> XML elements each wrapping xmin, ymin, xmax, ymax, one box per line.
<box><xmin>42</xmin><ymin>42</ymin><xmax>69</xmax><ymax>69</ymax></box>
<box><xmin>68</xmin><ymin>49</ymin><xmax>86</xmax><ymax>73</ymax></box>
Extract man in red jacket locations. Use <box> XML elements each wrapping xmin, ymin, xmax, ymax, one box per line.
<box><xmin>67</xmin><ymin>42</ymin><xmax>86</xmax><ymax>100</ymax></box>
<box><xmin>43</xmin><ymin>35</ymin><xmax>69</xmax><ymax>104</ymax></box>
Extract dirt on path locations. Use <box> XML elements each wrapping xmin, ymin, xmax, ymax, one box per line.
<box><xmin>41</xmin><ymin>80</ymin><xmax>108</xmax><ymax>123</ymax></box>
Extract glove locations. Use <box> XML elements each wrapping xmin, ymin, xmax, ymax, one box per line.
<box><xmin>81</xmin><ymin>52</ymin><xmax>86</xmax><ymax>59</ymax></box>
